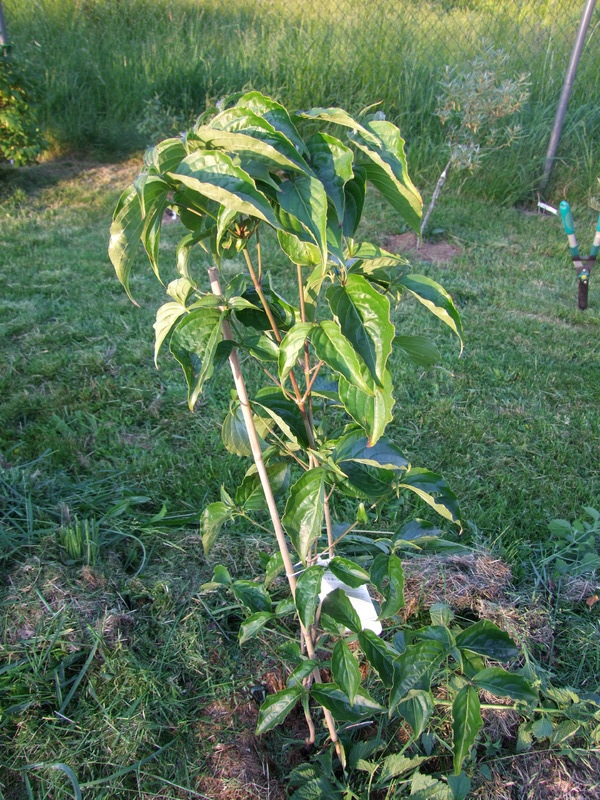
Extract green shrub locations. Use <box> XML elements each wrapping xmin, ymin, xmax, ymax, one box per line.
<box><xmin>0</xmin><ymin>54</ymin><xmax>46</xmax><ymax>166</ymax></box>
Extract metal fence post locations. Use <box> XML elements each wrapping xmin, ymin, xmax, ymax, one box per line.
<box><xmin>539</xmin><ymin>0</ymin><xmax>597</xmax><ymax>193</ymax></box>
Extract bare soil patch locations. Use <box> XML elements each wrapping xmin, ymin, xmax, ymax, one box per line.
<box><xmin>384</xmin><ymin>232</ymin><xmax>462</xmax><ymax>264</ymax></box>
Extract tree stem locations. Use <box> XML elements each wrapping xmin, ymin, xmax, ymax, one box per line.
<box><xmin>420</xmin><ymin>157</ymin><xmax>452</xmax><ymax>241</ymax></box>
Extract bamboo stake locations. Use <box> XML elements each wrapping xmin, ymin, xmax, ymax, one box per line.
<box><xmin>207</xmin><ymin>267</ymin><xmax>342</xmax><ymax>759</ymax></box>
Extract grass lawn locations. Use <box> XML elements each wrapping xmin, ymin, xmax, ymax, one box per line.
<box><xmin>0</xmin><ymin>158</ymin><xmax>599</xmax><ymax>798</ymax></box>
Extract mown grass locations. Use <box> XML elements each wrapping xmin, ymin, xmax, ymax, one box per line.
<box><xmin>0</xmin><ymin>160</ymin><xmax>599</xmax><ymax>797</ymax></box>
<box><xmin>6</xmin><ymin>0</ymin><xmax>600</xmax><ymax>202</ymax></box>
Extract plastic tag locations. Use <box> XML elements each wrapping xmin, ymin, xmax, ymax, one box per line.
<box><xmin>318</xmin><ymin>561</ymin><xmax>382</xmax><ymax>635</ymax></box>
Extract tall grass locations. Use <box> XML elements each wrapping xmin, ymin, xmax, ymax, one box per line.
<box><xmin>6</xmin><ymin>0</ymin><xmax>600</xmax><ymax>200</ymax></box>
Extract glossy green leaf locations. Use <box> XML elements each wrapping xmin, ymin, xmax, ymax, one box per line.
<box><xmin>332</xmin><ymin>639</ymin><xmax>361</xmax><ymax>704</ymax></box>
<box><xmin>327</xmin><ymin>275</ymin><xmax>394</xmax><ymax>387</ymax></box>
<box><xmin>278</xmin><ymin>323</ymin><xmax>315</xmax><ymax>385</ymax></box>
<box><xmin>329</xmin><ymin>557</ymin><xmax>370</xmax><ymax>588</ymax></box>
<box><xmin>389</xmin><ymin>640</ymin><xmax>446</xmax><ymax>710</ymax></box>
<box><xmin>287</xmin><ymin>659</ymin><xmax>318</xmax><ymax>688</ymax></box>
<box><xmin>306</xmin><ymin>132</ymin><xmax>353</xmax><ymax>223</ymax></box>
<box><xmin>332</xmin><ymin>428</ymin><xmax>408</xmax><ymax>497</ymax></box>
<box><xmin>108</xmin><ymin>188</ymin><xmax>145</xmax><ymax>304</ymax></box>
<box><xmin>472</xmin><ymin>667</ymin><xmax>537</xmax><ymax>703</ymax></box>
<box><xmin>232</xmin><ymin>580</ymin><xmax>272</xmax><ymax>613</ymax></box>
<box><xmin>455</xmin><ymin>620</ymin><xmax>519</xmax><ymax>661</ymax></box>
<box><xmin>397</xmin><ymin>274</ymin><xmax>463</xmax><ymax>349</ymax></box>
<box><xmin>141</xmin><ymin>194</ymin><xmax>168</xmax><ymax>277</ymax></box>
<box><xmin>256</xmin><ymin>685</ymin><xmax>303</xmax><ymax>735</ymax></box>
<box><xmin>370</xmin><ymin>553</ymin><xmax>405</xmax><ymax>619</ymax></box>
<box><xmin>239</xmin><ymin>611</ymin><xmax>273</xmax><ymax>645</ymax></box>
<box><xmin>311</xmin><ymin>683</ymin><xmax>384</xmax><ymax>722</ymax></box>
<box><xmin>394</xmin><ymin>335</ymin><xmax>441</xmax><ymax>367</ymax></box>
<box><xmin>153</xmin><ymin>301</ymin><xmax>187</xmax><ymax>366</ymax></box>
<box><xmin>297</xmin><ymin>107</ymin><xmax>380</xmax><ymax>146</ymax></box>
<box><xmin>312</xmin><ymin>320</ymin><xmax>373</xmax><ymax>394</ymax></box>
<box><xmin>264</xmin><ymin>551</ymin><xmax>284</xmax><ymax>588</ymax></box>
<box><xmin>169</xmin><ymin>150</ymin><xmax>278</xmax><ymax>227</ymax></box>
<box><xmin>208</xmin><ymin>105</ymin><xmax>311</xmax><ymax>171</ymax></box>
<box><xmin>338</xmin><ymin>368</ymin><xmax>394</xmax><ymax>447</ymax></box>
<box><xmin>396</xmin><ymin>689</ymin><xmax>434</xmax><ymax>738</ymax></box>
<box><xmin>235</xmin><ymin>463</ymin><xmax>290</xmax><ymax>511</ymax></box>
<box><xmin>253</xmin><ymin>386</ymin><xmax>307</xmax><ymax>444</ymax></box>
<box><xmin>278</xmin><ymin>176</ymin><xmax>328</xmax><ymax>265</ymax></box>
<box><xmin>169</xmin><ymin>308</ymin><xmax>224</xmax><ymax>409</ymax></box>
<box><xmin>321</xmin><ymin>588</ymin><xmax>362</xmax><ymax>633</ymax></box>
<box><xmin>398</xmin><ymin>468</ymin><xmax>461</xmax><ymax>525</ymax></box>
<box><xmin>148</xmin><ymin>137</ymin><xmax>187</xmax><ymax>173</ymax></box>
<box><xmin>358</xmin><ymin>629</ymin><xmax>400</xmax><ymax>688</ymax></box>
<box><xmin>222</xmin><ymin>403</ymin><xmax>253</xmax><ymax>456</ymax></box>
<box><xmin>342</xmin><ymin>166</ymin><xmax>367</xmax><ymax>238</ymax></box>
<box><xmin>282</xmin><ymin>468</ymin><xmax>326</xmax><ymax>562</ymax></box>
<box><xmin>201</xmin><ymin>501</ymin><xmax>233</xmax><ymax>554</ymax></box>
<box><xmin>452</xmin><ymin>685</ymin><xmax>483</xmax><ymax>774</ymax></box>
<box><xmin>236</xmin><ymin>91</ymin><xmax>307</xmax><ymax>154</ymax></box>
<box><xmin>349</xmin><ymin>119</ymin><xmax>422</xmax><ymax>233</ymax></box>
<box><xmin>276</xmin><ymin>230</ymin><xmax>322</xmax><ymax>268</ymax></box>
<box><xmin>237</xmin><ymin>332</ymin><xmax>279</xmax><ymax>362</ymax></box>
<box><xmin>295</xmin><ymin>565</ymin><xmax>324</xmax><ymax>628</ymax></box>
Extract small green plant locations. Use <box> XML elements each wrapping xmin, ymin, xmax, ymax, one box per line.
<box><xmin>59</xmin><ymin>516</ymin><xmax>101</xmax><ymax>566</ymax></box>
<box><xmin>537</xmin><ymin>507</ymin><xmax>600</xmax><ymax>583</ymax></box>
<box><xmin>108</xmin><ymin>93</ymin><xmax>594</xmax><ymax>796</ymax></box>
<box><xmin>420</xmin><ymin>44</ymin><xmax>529</xmax><ymax>237</ymax></box>
<box><xmin>0</xmin><ymin>53</ymin><xmax>46</xmax><ymax>166</ymax></box>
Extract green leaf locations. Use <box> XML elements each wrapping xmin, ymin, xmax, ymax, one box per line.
<box><xmin>338</xmin><ymin>369</ymin><xmax>394</xmax><ymax>447</ymax></box>
<box><xmin>169</xmin><ymin>308</ymin><xmax>224</xmax><ymax>410</ymax></box>
<box><xmin>531</xmin><ymin>717</ymin><xmax>554</xmax><ymax>740</ymax></box>
<box><xmin>222</xmin><ymin>403</ymin><xmax>255</xmax><ymax>457</ymax></box>
<box><xmin>153</xmin><ymin>301</ymin><xmax>187</xmax><ymax>366</ymax></box>
<box><xmin>232</xmin><ymin>580</ymin><xmax>272</xmax><ymax>613</ymax></box>
<box><xmin>343</xmin><ymin>166</ymin><xmax>367</xmax><ymax>237</ymax></box>
<box><xmin>398</xmin><ymin>468</ymin><xmax>461</xmax><ymax>525</ymax></box>
<box><xmin>201</xmin><ymin>501</ymin><xmax>233</xmax><ymax>554</ymax></box>
<box><xmin>358</xmin><ymin>629</ymin><xmax>400</xmax><ymax>688</ymax></box>
<box><xmin>256</xmin><ymin>685</ymin><xmax>303</xmax><ymax>735</ymax></box>
<box><xmin>149</xmin><ymin>138</ymin><xmax>187</xmax><ymax>173</ymax></box>
<box><xmin>208</xmin><ymin>104</ymin><xmax>311</xmax><ymax>171</ymax></box>
<box><xmin>192</xmin><ymin>121</ymin><xmax>309</xmax><ymax>176</ymax></box>
<box><xmin>278</xmin><ymin>176</ymin><xmax>328</xmax><ymax>265</ymax></box>
<box><xmin>429</xmin><ymin>603</ymin><xmax>454</xmax><ymax>627</ymax></box>
<box><xmin>332</xmin><ymin>640</ymin><xmax>361</xmax><ymax>704</ymax></box>
<box><xmin>297</xmin><ymin>107</ymin><xmax>380</xmax><ymax>146</ymax></box>
<box><xmin>236</xmin><ymin>91</ymin><xmax>307</xmax><ymax>154</ymax></box>
<box><xmin>452</xmin><ymin>685</ymin><xmax>483</xmax><ymax>774</ymax></box>
<box><xmin>396</xmin><ymin>274</ymin><xmax>463</xmax><ymax>350</ymax></box>
<box><xmin>349</xmin><ymin>120</ymin><xmax>422</xmax><ymax>233</ymax></box>
<box><xmin>282</xmin><ymin>468</ymin><xmax>326</xmax><ymax>563</ymax></box>
<box><xmin>287</xmin><ymin>659</ymin><xmax>318</xmax><ymax>688</ymax></box>
<box><xmin>254</xmin><ymin>387</ymin><xmax>308</xmax><ymax>446</ymax></box>
<box><xmin>332</xmin><ymin>428</ymin><xmax>408</xmax><ymax>497</ymax></box>
<box><xmin>321</xmin><ymin>588</ymin><xmax>362</xmax><ymax>633</ymax></box>
<box><xmin>326</xmin><ymin>275</ymin><xmax>394</xmax><ymax>387</ymax></box>
<box><xmin>264</xmin><ymin>551</ymin><xmax>284</xmax><ymax>588</ymax></box>
<box><xmin>447</xmin><ymin>772</ymin><xmax>471</xmax><ymax>800</ymax></box>
<box><xmin>455</xmin><ymin>620</ymin><xmax>519</xmax><ymax>661</ymax></box>
<box><xmin>472</xmin><ymin>668</ymin><xmax>537</xmax><ymax>703</ymax></box>
<box><xmin>312</xmin><ymin>320</ymin><xmax>373</xmax><ymax>394</ymax></box>
<box><xmin>239</xmin><ymin>611</ymin><xmax>273</xmax><ymax>645</ymax></box>
<box><xmin>370</xmin><ymin>553</ymin><xmax>405</xmax><ymax>618</ymax></box>
<box><xmin>295</xmin><ymin>565</ymin><xmax>324</xmax><ymax>628</ymax></box>
<box><xmin>212</xmin><ymin>564</ymin><xmax>232</xmax><ymax>585</ymax></box>
<box><xmin>134</xmin><ymin>172</ymin><xmax>170</xmax><ymax>219</ymax></box>
<box><xmin>395</xmin><ymin>335</ymin><xmax>441</xmax><ymax>367</ymax></box>
<box><xmin>169</xmin><ymin>150</ymin><xmax>279</xmax><ymax>228</ymax></box>
<box><xmin>108</xmin><ymin>188</ymin><xmax>144</xmax><ymax>304</ymax></box>
<box><xmin>377</xmin><ymin>753</ymin><xmax>425</xmax><ymax>784</ymax></box>
<box><xmin>306</xmin><ymin>132</ymin><xmax>354</xmax><ymax>223</ymax></box>
<box><xmin>278</xmin><ymin>323</ymin><xmax>315</xmax><ymax>385</ymax></box>
<box><xmin>311</xmin><ymin>683</ymin><xmax>384</xmax><ymax>722</ymax></box>
<box><xmin>549</xmin><ymin>719</ymin><xmax>580</xmax><ymax>745</ymax></box>
<box><xmin>410</xmin><ymin>772</ymin><xmax>453</xmax><ymax>800</ymax></box>
<box><xmin>276</xmin><ymin>230</ymin><xmax>322</xmax><ymax>268</ymax></box>
<box><xmin>396</xmin><ymin>689</ymin><xmax>434</xmax><ymax>738</ymax></box>
<box><xmin>389</xmin><ymin>640</ymin><xmax>446</xmax><ymax>710</ymax></box>
<box><xmin>235</xmin><ymin>463</ymin><xmax>290</xmax><ymax>511</ymax></box>
<box><xmin>329</xmin><ymin>557</ymin><xmax>370</xmax><ymax>588</ymax></box>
